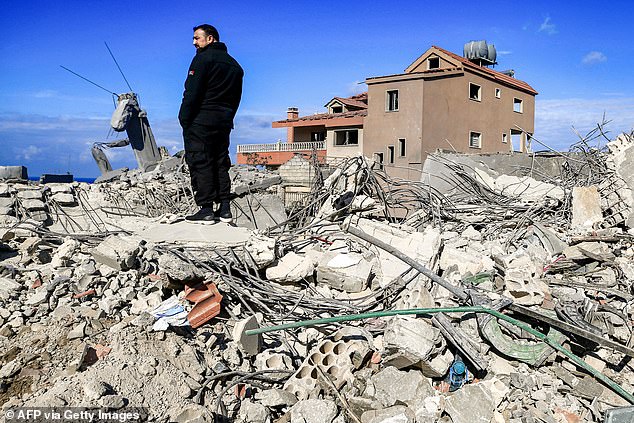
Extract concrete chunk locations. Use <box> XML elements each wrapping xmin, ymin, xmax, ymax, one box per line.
<box><xmin>0</xmin><ymin>277</ymin><xmax>21</xmax><ymax>300</ymax></box>
<box><xmin>266</xmin><ymin>251</ymin><xmax>315</xmax><ymax>283</ymax></box>
<box><xmin>254</xmin><ymin>388</ymin><xmax>298</xmax><ymax>407</ymax></box>
<box><xmin>383</xmin><ymin>317</ymin><xmax>451</xmax><ymax>377</ymax></box>
<box><xmin>572</xmin><ymin>186</ymin><xmax>602</xmax><ymax>229</ymax></box>
<box><xmin>350</xmin><ymin>218</ymin><xmax>441</xmax><ymax>287</ymax></box>
<box><xmin>17</xmin><ymin>189</ymin><xmax>43</xmax><ymax>200</ymax></box>
<box><xmin>290</xmin><ymin>399</ymin><xmax>338</xmax><ymax>423</ymax></box>
<box><xmin>366</xmin><ymin>366</ymin><xmax>433</xmax><ymax>409</ymax></box>
<box><xmin>91</xmin><ymin>235</ymin><xmax>140</xmax><ymax>271</ymax></box>
<box><xmin>238</xmin><ymin>400</ymin><xmax>268</xmax><ymax>423</ymax></box>
<box><xmin>316</xmin><ymin>252</ymin><xmax>372</xmax><ymax>292</ymax></box>
<box><xmin>0</xmin><ymin>166</ymin><xmax>27</xmax><ymax>180</ymax></box>
<box><xmin>444</xmin><ymin>383</ymin><xmax>495</xmax><ymax>423</ymax></box>
<box><xmin>158</xmin><ymin>253</ymin><xmax>203</xmax><ymax>282</ymax></box>
<box><xmin>21</xmin><ymin>199</ymin><xmax>46</xmax><ymax>211</ymax></box>
<box><xmin>361</xmin><ymin>405</ymin><xmax>415</xmax><ymax>423</ymax></box>
<box><xmin>233</xmin><ymin>315</ymin><xmax>261</xmax><ymax>357</ymax></box>
<box><xmin>51</xmin><ymin>193</ymin><xmax>76</xmax><ymax>205</ymax></box>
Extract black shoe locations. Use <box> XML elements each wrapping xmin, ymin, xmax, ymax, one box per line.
<box><xmin>216</xmin><ymin>201</ymin><xmax>232</xmax><ymax>223</ymax></box>
<box><xmin>185</xmin><ymin>207</ymin><xmax>216</xmax><ymax>224</ymax></box>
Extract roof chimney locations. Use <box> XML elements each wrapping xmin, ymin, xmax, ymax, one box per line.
<box><xmin>287</xmin><ymin>107</ymin><xmax>299</xmax><ymax>120</ymax></box>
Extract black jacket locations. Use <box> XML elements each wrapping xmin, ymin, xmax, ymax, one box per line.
<box><xmin>178</xmin><ymin>42</ymin><xmax>244</xmax><ymax>129</ymax></box>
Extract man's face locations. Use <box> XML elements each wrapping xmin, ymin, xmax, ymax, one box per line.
<box><xmin>193</xmin><ymin>29</ymin><xmax>214</xmax><ymax>50</ymax></box>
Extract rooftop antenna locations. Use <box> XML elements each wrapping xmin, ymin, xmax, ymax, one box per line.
<box><xmin>59</xmin><ymin>65</ymin><xmax>118</xmax><ymax>96</ymax></box>
<box><xmin>104</xmin><ymin>41</ymin><xmax>133</xmax><ymax>92</ymax></box>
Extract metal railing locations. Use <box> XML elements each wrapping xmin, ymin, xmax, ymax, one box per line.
<box><xmin>237</xmin><ymin>141</ymin><xmax>326</xmax><ymax>154</ymax></box>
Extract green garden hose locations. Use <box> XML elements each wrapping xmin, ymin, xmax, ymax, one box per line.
<box><xmin>245</xmin><ymin>306</ymin><xmax>634</xmax><ymax>404</ymax></box>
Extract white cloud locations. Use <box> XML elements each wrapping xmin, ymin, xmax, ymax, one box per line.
<box><xmin>582</xmin><ymin>51</ymin><xmax>607</xmax><ymax>65</ymax></box>
<box><xmin>534</xmin><ymin>98</ymin><xmax>634</xmax><ymax>150</ymax></box>
<box><xmin>346</xmin><ymin>80</ymin><xmax>367</xmax><ymax>96</ymax></box>
<box><xmin>19</xmin><ymin>145</ymin><xmax>43</xmax><ymax>160</ymax></box>
<box><xmin>497</xmin><ymin>50</ymin><xmax>513</xmax><ymax>56</ymax></box>
<box><xmin>32</xmin><ymin>90</ymin><xmax>59</xmax><ymax>99</ymax></box>
<box><xmin>538</xmin><ymin>16</ymin><xmax>557</xmax><ymax>35</ymax></box>
<box><xmin>0</xmin><ymin>112</ymin><xmax>288</xmax><ymax>176</ymax></box>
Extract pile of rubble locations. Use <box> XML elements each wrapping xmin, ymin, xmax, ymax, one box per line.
<box><xmin>2</xmin><ymin>132</ymin><xmax>634</xmax><ymax>422</ymax></box>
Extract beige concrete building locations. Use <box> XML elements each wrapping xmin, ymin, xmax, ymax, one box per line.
<box><xmin>236</xmin><ymin>44</ymin><xmax>537</xmax><ymax>179</ymax></box>
<box><xmin>364</xmin><ymin>45</ymin><xmax>537</xmax><ymax>180</ymax></box>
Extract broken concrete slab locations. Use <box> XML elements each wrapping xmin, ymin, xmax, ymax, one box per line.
<box><xmin>232</xmin><ymin>193</ymin><xmax>287</xmax><ymax>230</ymax></box>
<box><xmin>136</xmin><ymin>221</ymin><xmax>251</xmax><ymax>247</ymax></box>
<box><xmin>265</xmin><ymin>251</ymin><xmax>315</xmax><ymax>283</ymax></box>
<box><xmin>255</xmin><ymin>388</ymin><xmax>298</xmax><ymax>407</ymax></box>
<box><xmin>572</xmin><ymin>186</ymin><xmax>603</xmax><ymax>229</ymax></box>
<box><xmin>51</xmin><ymin>193</ymin><xmax>77</xmax><ymax>206</ymax></box>
<box><xmin>290</xmin><ymin>399</ymin><xmax>338</xmax><ymax>423</ymax></box>
<box><xmin>383</xmin><ymin>317</ymin><xmax>451</xmax><ymax>377</ymax></box>
<box><xmin>233</xmin><ymin>315</ymin><xmax>261</xmax><ymax>357</ymax></box>
<box><xmin>238</xmin><ymin>400</ymin><xmax>269</xmax><ymax>423</ymax></box>
<box><xmin>0</xmin><ymin>183</ymin><xmax>11</xmax><ymax>196</ymax></box>
<box><xmin>20</xmin><ymin>199</ymin><xmax>46</xmax><ymax>211</ymax></box>
<box><xmin>17</xmin><ymin>189</ymin><xmax>43</xmax><ymax>200</ymax></box>
<box><xmin>493</xmin><ymin>174</ymin><xmax>565</xmax><ymax>202</ymax></box>
<box><xmin>158</xmin><ymin>253</ymin><xmax>204</xmax><ymax>282</ymax></box>
<box><xmin>91</xmin><ymin>235</ymin><xmax>140</xmax><ymax>271</ymax></box>
<box><xmin>316</xmin><ymin>251</ymin><xmax>372</xmax><ymax>292</ymax></box>
<box><xmin>0</xmin><ymin>166</ymin><xmax>28</xmax><ymax>180</ymax></box>
<box><xmin>365</xmin><ymin>366</ymin><xmax>433</xmax><ymax>409</ymax></box>
<box><xmin>349</xmin><ymin>217</ymin><xmax>441</xmax><ymax>287</ymax></box>
<box><xmin>439</xmin><ymin>245</ymin><xmax>495</xmax><ymax>277</ymax></box>
<box><xmin>0</xmin><ymin>277</ymin><xmax>21</xmax><ymax>300</ymax></box>
<box><xmin>360</xmin><ymin>405</ymin><xmax>415</xmax><ymax>423</ymax></box>
<box><xmin>503</xmin><ymin>271</ymin><xmax>548</xmax><ymax>306</ymax></box>
<box><xmin>444</xmin><ymin>383</ymin><xmax>495</xmax><ymax>423</ymax></box>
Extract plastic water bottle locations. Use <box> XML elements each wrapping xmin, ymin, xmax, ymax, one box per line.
<box><xmin>448</xmin><ymin>355</ymin><xmax>468</xmax><ymax>392</ymax></box>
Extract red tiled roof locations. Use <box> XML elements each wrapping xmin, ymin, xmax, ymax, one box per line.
<box><xmin>349</xmin><ymin>92</ymin><xmax>368</xmax><ymax>101</ymax></box>
<box><xmin>431</xmin><ymin>46</ymin><xmax>537</xmax><ymax>95</ymax></box>
<box><xmin>274</xmin><ymin>109</ymin><xmax>367</xmax><ymax>124</ymax></box>
<box><xmin>331</xmin><ymin>96</ymin><xmax>368</xmax><ymax>110</ymax></box>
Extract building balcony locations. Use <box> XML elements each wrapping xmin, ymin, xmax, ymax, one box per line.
<box><xmin>237</xmin><ymin>141</ymin><xmax>326</xmax><ymax>154</ymax></box>
<box><xmin>236</xmin><ymin>141</ymin><xmax>327</xmax><ymax>167</ymax></box>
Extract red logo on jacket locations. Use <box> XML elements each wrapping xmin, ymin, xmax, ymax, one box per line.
<box><xmin>188</xmin><ymin>70</ymin><xmax>195</xmax><ymax>76</ymax></box>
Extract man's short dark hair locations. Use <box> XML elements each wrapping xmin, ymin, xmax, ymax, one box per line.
<box><xmin>193</xmin><ymin>24</ymin><xmax>220</xmax><ymax>41</ymax></box>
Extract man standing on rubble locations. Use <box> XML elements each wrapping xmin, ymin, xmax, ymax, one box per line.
<box><xmin>179</xmin><ymin>24</ymin><xmax>244</xmax><ymax>224</ymax></box>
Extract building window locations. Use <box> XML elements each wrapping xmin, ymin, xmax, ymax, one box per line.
<box><xmin>330</xmin><ymin>105</ymin><xmax>343</xmax><ymax>114</ymax></box>
<box><xmin>428</xmin><ymin>57</ymin><xmax>440</xmax><ymax>69</ymax></box>
<box><xmin>375</xmin><ymin>152</ymin><xmax>384</xmax><ymax>170</ymax></box>
<box><xmin>398</xmin><ymin>138</ymin><xmax>406</xmax><ymax>157</ymax></box>
<box><xmin>388</xmin><ymin>146</ymin><xmax>395</xmax><ymax>164</ymax></box>
<box><xmin>513</xmin><ymin>98</ymin><xmax>523</xmax><ymax>113</ymax></box>
<box><xmin>311</xmin><ymin>131</ymin><xmax>325</xmax><ymax>141</ymax></box>
<box><xmin>469</xmin><ymin>83</ymin><xmax>481</xmax><ymax>101</ymax></box>
<box><xmin>511</xmin><ymin>129</ymin><xmax>522</xmax><ymax>152</ymax></box>
<box><xmin>469</xmin><ymin>131</ymin><xmax>482</xmax><ymax>148</ymax></box>
<box><xmin>502</xmin><ymin>133</ymin><xmax>508</xmax><ymax>144</ymax></box>
<box><xmin>495</xmin><ymin>88</ymin><xmax>501</xmax><ymax>98</ymax></box>
<box><xmin>334</xmin><ymin>130</ymin><xmax>359</xmax><ymax>146</ymax></box>
<box><xmin>386</xmin><ymin>90</ymin><xmax>399</xmax><ymax>111</ymax></box>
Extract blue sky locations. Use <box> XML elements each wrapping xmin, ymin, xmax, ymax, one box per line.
<box><xmin>1</xmin><ymin>0</ymin><xmax>633</xmax><ymax>177</ymax></box>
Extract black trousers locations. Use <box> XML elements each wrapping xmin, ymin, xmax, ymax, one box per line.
<box><xmin>183</xmin><ymin>123</ymin><xmax>231</xmax><ymax>207</ymax></box>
